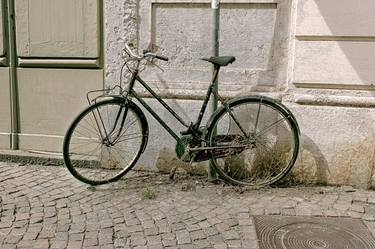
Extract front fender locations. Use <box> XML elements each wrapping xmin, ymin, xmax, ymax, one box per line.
<box><xmin>91</xmin><ymin>94</ymin><xmax>126</xmax><ymax>104</ymax></box>
<box><xmin>93</xmin><ymin>95</ymin><xmax>149</xmax><ymax>153</ymax></box>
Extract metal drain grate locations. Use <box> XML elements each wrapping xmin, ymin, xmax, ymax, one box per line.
<box><xmin>254</xmin><ymin>216</ymin><xmax>375</xmax><ymax>249</ymax></box>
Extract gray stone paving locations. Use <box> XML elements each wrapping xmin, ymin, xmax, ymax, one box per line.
<box><xmin>1</xmin><ymin>162</ymin><xmax>375</xmax><ymax>248</ymax></box>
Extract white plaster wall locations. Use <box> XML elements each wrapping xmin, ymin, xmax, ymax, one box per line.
<box><xmin>286</xmin><ymin>0</ymin><xmax>375</xmax><ymax>188</ymax></box>
<box><xmin>104</xmin><ymin>0</ymin><xmax>138</xmax><ymax>88</ymax></box>
<box><xmin>104</xmin><ymin>0</ymin><xmax>375</xmax><ymax>188</ymax></box>
<box><xmin>285</xmin><ymin>99</ymin><xmax>375</xmax><ymax>189</ymax></box>
<box><xmin>104</xmin><ymin>0</ymin><xmax>293</xmax><ymax>172</ymax></box>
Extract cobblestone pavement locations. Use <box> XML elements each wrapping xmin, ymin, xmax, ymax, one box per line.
<box><xmin>1</xmin><ymin>162</ymin><xmax>375</xmax><ymax>249</ymax></box>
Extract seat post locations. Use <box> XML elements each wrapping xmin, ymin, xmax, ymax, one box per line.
<box><xmin>211</xmin><ymin>65</ymin><xmax>220</xmax><ymax>86</ymax></box>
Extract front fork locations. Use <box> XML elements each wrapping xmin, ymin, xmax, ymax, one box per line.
<box><xmin>100</xmin><ymin>70</ymin><xmax>138</xmax><ymax>145</ymax></box>
<box><xmin>94</xmin><ymin>99</ymin><xmax>129</xmax><ymax>146</ymax></box>
<box><xmin>109</xmin><ymin>103</ymin><xmax>129</xmax><ymax>144</ymax></box>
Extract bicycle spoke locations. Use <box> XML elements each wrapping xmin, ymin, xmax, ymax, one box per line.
<box><xmin>115</xmin><ymin>134</ymin><xmax>144</xmax><ymax>144</ymax></box>
<box><xmin>113</xmin><ymin>116</ymin><xmax>139</xmax><ymax>143</ymax></box>
<box><xmin>69</xmin><ymin>141</ymin><xmax>101</xmax><ymax>153</ymax></box>
<box><xmin>207</xmin><ymin>99</ymin><xmax>299</xmax><ymax>186</ymax></box>
<box><xmin>69</xmin><ymin>143</ymin><xmax>101</xmax><ymax>157</ymax></box>
<box><xmin>252</xmin><ymin>102</ymin><xmax>261</xmax><ymax>136</ymax></box>
<box><xmin>108</xmin><ymin>145</ymin><xmax>133</xmax><ymax>166</ymax></box>
<box><xmin>74</xmin><ymin>121</ymin><xmax>99</xmax><ymax>139</ymax></box>
<box><xmin>64</xmin><ymin>100</ymin><xmax>146</xmax><ymax>184</ymax></box>
<box><xmin>255</xmin><ymin>116</ymin><xmax>288</xmax><ymax>138</ymax></box>
<box><xmin>85</xmin><ymin>113</ymin><xmax>101</xmax><ymax>137</ymax></box>
<box><xmin>226</xmin><ymin>106</ymin><xmax>249</xmax><ymax>138</ymax></box>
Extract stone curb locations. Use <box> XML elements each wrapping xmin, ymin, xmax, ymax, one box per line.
<box><xmin>0</xmin><ymin>150</ymin><xmax>64</xmax><ymax>166</ymax></box>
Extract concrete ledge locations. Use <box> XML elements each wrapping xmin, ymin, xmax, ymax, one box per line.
<box><xmin>0</xmin><ymin>150</ymin><xmax>64</xmax><ymax>166</ymax></box>
<box><xmin>285</xmin><ymin>93</ymin><xmax>375</xmax><ymax>108</ymax></box>
<box><xmin>136</xmin><ymin>88</ymin><xmax>283</xmax><ymax>100</ymax></box>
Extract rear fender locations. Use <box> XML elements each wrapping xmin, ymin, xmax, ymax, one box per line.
<box><xmin>205</xmin><ymin>95</ymin><xmax>300</xmax><ymax>137</ymax></box>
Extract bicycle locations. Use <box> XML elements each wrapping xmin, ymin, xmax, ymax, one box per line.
<box><xmin>63</xmin><ymin>44</ymin><xmax>300</xmax><ymax>186</ymax></box>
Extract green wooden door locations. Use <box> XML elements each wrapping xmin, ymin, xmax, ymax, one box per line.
<box><xmin>0</xmin><ymin>0</ymin><xmax>104</xmax><ymax>152</ymax></box>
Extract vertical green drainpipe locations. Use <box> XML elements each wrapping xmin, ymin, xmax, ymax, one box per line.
<box><xmin>99</xmin><ymin>0</ymin><xmax>105</xmax><ymax>88</ymax></box>
<box><xmin>6</xmin><ymin>0</ymin><xmax>19</xmax><ymax>150</ymax></box>
<box><xmin>208</xmin><ymin>0</ymin><xmax>220</xmax><ymax>181</ymax></box>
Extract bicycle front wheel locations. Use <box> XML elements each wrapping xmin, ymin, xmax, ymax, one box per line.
<box><xmin>206</xmin><ymin>97</ymin><xmax>299</xmax><ymax>186</ymax></box>
<box><xmin>63</xmin><ymin>99</ymin><xmax>148</xmax><ymax>185</ymax></box>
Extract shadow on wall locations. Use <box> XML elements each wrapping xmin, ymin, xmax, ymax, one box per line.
<box><xmin>291</xmin><ymin>0</ymin><xmax>375</xmax><ymax>187</ymax></box>
<box><xmin>291</xmin><ymin>134</ymin><xmax>329</xmax><ymax>185</ymax></box>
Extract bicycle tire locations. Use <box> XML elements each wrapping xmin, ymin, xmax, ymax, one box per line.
<box><xmin>63</xmin><ymin>98</ymin><xmax>148</xmax><ymax>185</ymax></box>
<box><xmin>206</xmin><ymin>96</ymin><xmax>299</xmax><ymax>186</ymax></box>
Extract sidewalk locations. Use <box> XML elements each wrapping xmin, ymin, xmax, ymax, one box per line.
<box><xmin>1</xmin><ymin>161</ymin><xmax>375</xmax><ymax>249</ymax></box>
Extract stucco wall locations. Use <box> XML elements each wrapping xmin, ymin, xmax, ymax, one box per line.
<box><xmin>105</xmin><ymin>0</ymin><xmax>375</xmax><ymax>188</ymax></box>
<box><xmin>105</xmin><ymin>0</ymin><xmax>138</xmax><ymax>89</ymax></box>
<box><xmin>283</xmin><ymin>0</ymin><xmax>375</xmax><ymax>188</ymax></box>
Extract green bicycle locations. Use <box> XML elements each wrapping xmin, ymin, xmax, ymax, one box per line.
<box><xmin>63</xmin><ymin>44</ymin><xmax>300</xmax><ymax>186</ymax></box>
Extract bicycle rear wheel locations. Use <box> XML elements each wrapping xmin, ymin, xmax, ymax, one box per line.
<box><xmin>63</xmin><ymin>99</ymin><xmax>148</xmax><ymax>185</ymax></box>
<box><xmin>206</xmin><ymin>97</ymin><xmax>299</xmax><ymax>186</ymax></box>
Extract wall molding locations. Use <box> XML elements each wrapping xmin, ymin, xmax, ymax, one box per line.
<box><xmin>296</xmin><ymin>36</ymin><xmax>375</xmax><ymax>42</ymax></box>
<box><xmin>293</xmin><ymin>82</ymin><xmax>375</xmax><ymax>92</ymax></box>
<box><xmin>18</xmin><ymin>58</ymin><xmax>100</xmax><ymax>68</ymax></box>
<box><xmin>286</xmin><ymin>93</ymin><xmax>375</xmax><ymax>108</ymax></box>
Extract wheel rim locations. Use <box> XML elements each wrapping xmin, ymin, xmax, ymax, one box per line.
<box><xmin>65</xmin><ymin>102</ymin><xmax>144</xmax><ymax>184</ymax></box>
<box><xmin>208</xmin><ymin>100</ymin><xmax>298</xmax><ymax>186</ymax></box>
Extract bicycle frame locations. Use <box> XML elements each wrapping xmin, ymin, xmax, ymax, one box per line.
<box><xmin>124</xmin><ymin>66</ymin><xmax>220</xmax><ymax>142</ymax></box>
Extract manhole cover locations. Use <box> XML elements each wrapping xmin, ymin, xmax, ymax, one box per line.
<box><xmin>254</xmin><ymin>216</ymin><xmax>375</xmax><ymax>249</ymax></box>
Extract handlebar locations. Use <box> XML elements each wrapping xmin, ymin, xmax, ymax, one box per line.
<box><xmin>124</xmin><ymin>44</ymin><xmax>169</xmax><ymax>62</ymax></box>
<box><xmin>154</xmin><ymin>54</ymin><xmax>169</xmax><ymax>61</ymax></box>
<box><xmin>124</xmin><ymin>43</ymin><xmax>142</xmax><ymax>59</ymax></box>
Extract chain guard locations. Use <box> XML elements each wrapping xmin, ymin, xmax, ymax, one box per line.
<box><xmin>176</xmin><ymin>134</ymin><xmax>250</xmax><ymax>163</ymax></box>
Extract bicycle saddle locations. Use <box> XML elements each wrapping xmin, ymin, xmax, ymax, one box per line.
<box><xmin>201</xmin><ymin>56</ymin><xmax>236</xmax><ymax>67</ymax></box>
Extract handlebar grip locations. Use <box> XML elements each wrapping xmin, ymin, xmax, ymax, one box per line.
<box><xmin>155</xmin><ymin>55</ymin><xmax>169</xmax><ymax>61</ymax></box>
